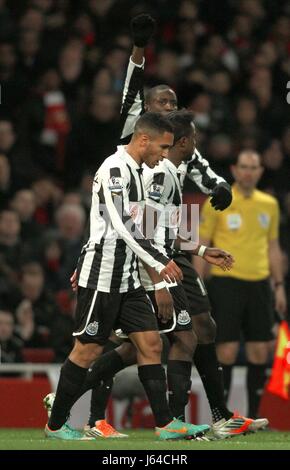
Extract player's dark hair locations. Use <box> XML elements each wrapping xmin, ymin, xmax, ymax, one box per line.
<box><xmin>134</xmin><ymin>111</ymin><xmax>173</xmax><ymax>136</ymax></box>
<box><xmin>166</xmin><ymin>109</ymin><xmax>195</xmax><ymax>143</ymax></box>
<box><xmin>145</xmin><ymin>85</ymin><xmax>175</xmax><ymax>104</ymax></box>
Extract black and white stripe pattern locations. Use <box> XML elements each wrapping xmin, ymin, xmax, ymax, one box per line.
<box><xmin>120</xmin><ymin>57</ymin><xmax>225</xmax><ymax>193</ymax></box>
<box><xmin>78</xmin><ymin>146</ymin><xmax>169</xmax><ymax>293</ymax></box>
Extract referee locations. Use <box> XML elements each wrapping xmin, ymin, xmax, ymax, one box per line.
<box><xmin>195</xmin><ymin>150</ymin><xmax>287</xmax><ymax>418</ymax></box>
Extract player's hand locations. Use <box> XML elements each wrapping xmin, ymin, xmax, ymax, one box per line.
<box><xmin>203</xmin><ymin>247</ymin><xmax>234</xmax><ymax>271</ymax></box>
<box><xmin>274</xmin><ymin>285</ymin><xmax>287</xmax><ymax>319</ymax></box>
<box><xmin>155</xmin><ymin>288</ymin><xmax>174</xmax><ymax>323</ymax></box>
<box><xmin>160</xmin><ymin>260</ymin><xmax>183</xmax><ymax>283</ymax></box>
<box><xmin>210</xmin><ymin>182</ymin><xmax>232</xmax><ymax>211</ymax></box>
<box><xmin>130</xmin><ymin>14</ymin><xmax>156</xmax><ymax>47</ymax></box>
<box><xmin>70</xmin><ymin>269</ymin><xmax>78</xmax><ymax>292</ymax></box>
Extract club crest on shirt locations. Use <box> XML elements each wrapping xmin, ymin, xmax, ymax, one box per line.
<box><xmin>108</xmin><ymin>176</ymin><xmax>123</xmax><ymax>193</ymax></box>
<box><xmin>177</xmin><ymin>310</ymin><xmax>191</xmax><ymax>325</ymax></box>
<box><xmin>85</xmin><ymin>321</ymin><xmax>99</xmax><ymax>336</ymax></box>
<box><xmin>258</xmin><ymin>213</ymin><xmax>270</xmax><ymax>228</ymax></box>
<box><xmin>227</xmin><ymin>213</ymin><xmax>242</xmax><ymax>230</ymax></box>
<box><xmin>148</xmin><ymin>183</ymin><xmax>164</xmax><ymax>201</ymax></box>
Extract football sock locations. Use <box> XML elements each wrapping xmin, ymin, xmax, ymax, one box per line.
<box><xmin>48</xmin><ymin>359</ymin><xmax>88</xmax><ymax>430</ymax></box>
<box><xmin>88</xmin><ymin>378</ymin><xmax>114</xmax><ymax>426</ymax></box>
<box><xmin>194</xmin><ymin>344</ymin><xmax>233</xmax><ymax>422</ymax></box>
<box><xmin>167</xmin><ymin>360</ymin><xmax>192</xmax><ymax>421</ymax></box>
<box><xmin>138</xmin><ymin>364</ymin><xmax>173</xmax><ymax>427</ymax></box>
<box><xmin>220</xmin><ymin>363</ymin><xmax>233</xmax><ymax>404</ymax></box>
<box><xmin>247</xmin><ymin>363</ymin><xmax>267</xmax><ymax>418</ymax></box>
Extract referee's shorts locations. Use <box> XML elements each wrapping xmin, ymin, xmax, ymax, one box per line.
<box><xmin>208</xmin><ymin>276</ymin><xmax>275</xmax><ymax>342</ymax></box>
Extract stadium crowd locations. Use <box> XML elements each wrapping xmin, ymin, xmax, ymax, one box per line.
<box><xmin>0</xmin><ymin>0</ymin><xmax>290</xmax><ymax>364</ymax></box>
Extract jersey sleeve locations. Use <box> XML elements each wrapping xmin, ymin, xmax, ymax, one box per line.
<box><xmin>119</xmin><ymin>57</ymin><xmax>145</xmax><ymax>141</ymax></box>
<box><xmin>199</xmin><ymin>197</ymin><xmax>219</xmax><ymax>241</ymax></box>
<box><xmin>186</xmin><ymin>148</ymin><xmax>226</xmax><ymax>194</ymax></box>
<box><xmin>99</xmin><ymin>162</ymin><xmax>169</xmax><ymax>272</ymax></box>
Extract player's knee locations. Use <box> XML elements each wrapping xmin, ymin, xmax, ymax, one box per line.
<box><xmin>116</xmin><ymin>342</ymin><xmax>137</xmax><ymax>366</ymax></box>
<box><xmin>70</xmin><ymin>341</ymin><xmax>102</xmax><ymax>367</ymax></box>
<box><xmin>171</xmin><ymin>331</ymin><xmax>196</xmax><ymax>358</ymax></box>
<box><xmin>216</xmin><ymin>344</ymin><xmax>237</xmax><ymax>365</ymax></box>
<box><xmin>193</xmin><ymin>312</ymin><xmax>216</xmax><ymax>343</ymax></box>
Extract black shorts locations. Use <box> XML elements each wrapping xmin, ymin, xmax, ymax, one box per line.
<box><xmin>172</xmin><ymin>254</ymin><xmax>211</xmax><ymax>316</ymax></box>
<box><xmin>73</xmin><ymin>286</ymin><xmax>158</xmax><ymax>345</ymax></box>
<box><xmin>147</xmin><ymin>284</ymin><xmax>192</xmax><ymax>333</ymax></box>
<box><xmin>208</xmin><ymin>276</ymin><xmax>275</xmax><ymax>342</ymax></box>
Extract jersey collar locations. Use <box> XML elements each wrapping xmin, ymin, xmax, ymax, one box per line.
<box><xmin>118</xmin><ymin>145</ymin><xmax>142</xmax><ymax>171</ymax></box>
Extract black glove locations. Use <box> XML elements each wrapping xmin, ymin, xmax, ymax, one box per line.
<box><xmin>210</xmin><ymin>182</ymin><xmax>232</xmax><ymax>211</ymax></box>
<box><xmin>130</xmin><ymin>14</ymin><xmax>156</xmax><ymax>47</ymax></box>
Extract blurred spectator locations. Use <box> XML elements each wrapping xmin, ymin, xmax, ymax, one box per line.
<box><xmin>0</xmin><ymin>153</ymin><xmax>12</xmax><ymax>210</ymax></box>
<box><xmin>10</xmin><ymin>189</ymin><xmax>44</xmax><ymax>245</ymax></box>
<box><xmin>0</xmin><ymin>309</ymin><xmax>23</xmax><ymax>364</ymax></box>
<box><xmin>54</xmin><ymin>203</ymin><xmax>86</xmax><ymax>289</ymax></box>
<box><xmin>14</xmin><ymin>299</ymin><xmax>46</xmax><ymax>348</ymax></box>
<box><xmin>65</xmin><ymin>93</ymin><xmax>119</xmax><ymax>187</ymax></box>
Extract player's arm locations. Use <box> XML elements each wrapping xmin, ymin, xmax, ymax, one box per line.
<box><xmin>175</xmin><ymin>235</ymin><xmax>234</xmax><ymax>272</ymax></box>
<box><xmin>101</xmin><ymin>165</ymin><xmax>182</xmax><ymax>283</ymax></box>
<box><xmin>119</xmin><ymin>14</ymin><xmax>155</xmax><ymax>141</ymax></box>
<box><xmin>186</xmin><ymin>149</ymin><xmax>232</xmax><ymax>210</ymax></box>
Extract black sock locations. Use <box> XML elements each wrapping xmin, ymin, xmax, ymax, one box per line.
<box><xmin>194</xmin><ymin>344</ymin><xmax>233</xmax><ymax>422</ymax></box>
<box><xmin>48</xmin><ymin>359</ymin><xmax>88</xmax><ymax>430</ymax></box>
<box><xmin>76</xmin><ymin>350</ymin><xmax>124</xmax><ymax>401</ymax></box>
<box><xmin>88</xmin><ymin>378</ymin><xmax>114</xmax><ymax>426</ymax></box>
<box><xmin>247</xmin><ymin>363</ymin><xmax>267</xmax><ymax>418</ymax></box>
<box><xmin>138</xmin><ymin>364</ymin><xmax>173</xmax><ymax>427</ymax></box>
<box><xmin>167</xmin><ymin>360</ymin><xmax>192</xmax><ymax>421</ymax></box>
<box><xmin>220</xmin><ymin>363</ymin><xmax>233</xmax><ymax>405</ymax></box>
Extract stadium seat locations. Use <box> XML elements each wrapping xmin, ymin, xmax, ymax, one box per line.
<box><xmin>21</xmin><ymin>348</ymin><xmax>55</xmax><ymax>363</ymax></box>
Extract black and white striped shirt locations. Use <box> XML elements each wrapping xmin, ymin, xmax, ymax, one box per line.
<box><xmin>77</xmin><ymin>146</ymin><xmax>169</xmax><ymax>293</ymax></box>
<box><xmin>120</xmin><ymin>57</ymin><xmax>225</xmax><ymax>193</ymax></box>
<box><xmin>140</xmin><ymin>159</ymin><xmax>182</xmax><ymax>290</ymax></box>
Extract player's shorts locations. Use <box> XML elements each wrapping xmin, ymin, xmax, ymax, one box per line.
<box><xmin>73</xmin><ymin>286</ymin><xmax>158</xmax><ymax>345</ymax></box>
<box><xmin>147</xmin><ymin>284</ymin><xmax>192</xmax><ymax>333</ymax></box>
<box><xmin>172</xmin><ymin>253</ymin><xmax>211</xmax><ymax>316</ymax></box>
<box><xmin>208</xmin><ymin>276</ymin><xmax>275</xmax><ymax>342</ymax></box>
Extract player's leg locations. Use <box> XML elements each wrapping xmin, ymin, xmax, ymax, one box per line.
<box><xmin>123</xmin><ymin>286</ymin><xmax>209</xmax><ymax>439</ymax></box>
<box><xmin>45</xmin><ymin>288</ymin><xmax>120</xmax><ymax>439</ymax></box>
<box><xmin>153</xmin><ymin>284</ymin><xmax>197</xmax><ymax>421</ymax></box>
<box><xmin>244</xmin><ymin>279</ymin><xmax>274</xmax><ymax>419</ymax></box>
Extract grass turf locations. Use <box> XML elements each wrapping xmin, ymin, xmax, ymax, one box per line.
<box><xmin>0</xmin><ymin>429</ymin><xmax>290</xmax><ymax>450</ymax></box>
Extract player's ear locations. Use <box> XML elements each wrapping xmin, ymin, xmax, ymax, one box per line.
<box><xmin>140</xmin><ymin>133</ymin><xmax>150</xmax><ymax>147</ymax></box>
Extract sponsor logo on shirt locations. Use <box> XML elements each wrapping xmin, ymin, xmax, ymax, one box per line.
<box><xmin>258</xmin><ymin>213</ymin><xmax>270</xmax><ymax>229</ymax></box>
<box><xmin>148</xmin><ymin>183</ymin><xmax>164</xmax><ymax>201</ymax></box>
<box><xmin>227</xmin><ymin>213</ymin><xmax>242</xmax><ymax>230</ymax></box>
<box><xmin>108</xmin><ymin>176</ymin><xmax>123</xmax><ymax>193</ymax></box>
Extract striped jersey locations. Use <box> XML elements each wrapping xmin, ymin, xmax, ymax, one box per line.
<box><xmin>77</xmin><ymin>146</ymin><xmax>169</xmax><ymax>293</ymax></box>
<box><xmin>120</xmin><ymin>57</ymin><xmax>225</xmax><ymax>193</ymax></box>
<box><xmin>140</xmin><ymin>159</ymin><xmax>182</xmax><ymax>290</ymax></box>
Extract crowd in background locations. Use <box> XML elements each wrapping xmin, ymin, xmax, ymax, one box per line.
<box><xmin>0</xmin><ymin>0</ymin><xmax>290</xmax><ymax>363</ymax></box>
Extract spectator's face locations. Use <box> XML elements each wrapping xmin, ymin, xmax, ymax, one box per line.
<box><xmin>231</xmin><ymin>152</ymin><xmax>263</xmax><ymax>190</ymax></box>
<box><xmin>90</xmin><ymin>95</ymin><xmax>117</xmax><ymax>122</ymax></box>
<box><xmin>11</xmin><ymin>190</ymin><xmax>36</xmax><ymax>221</ymax></box>
<box><xmin>236</xmin><ymin>99</ymin><xmax>257</xmax><ymax>126</ymax></box>
<box><xmin>0</xmin><ymin>211</ymin><xmax>20</xmax><ymax>238</ymax></box>
<box><xmin>147</xmin><ymin>90</ymin><xmax>178</xmax><ymax>114</ymax></box>
<box><xmin>20</xmin><ymin>9</ymin><xmax>44</xmax><ymax>33</ymax></box>
<box><xmin>0</xmin><ymin>44</ymin><xmax>16</xmax><ymax>69</ymax></box>
<box><xmin>0</xmin><ymin>311</ymin><xmax>14</xmax><ymax>342</ymax></box>
<box><xmin>262</xmin><ymin>141</ymin><xmax>283</xmax><ymax>170</ymax></box>
<box><xmin>19</xmin><ymin>31</ymin><xmax>40</xmax><ymax>57</ymax></box>
<box><xmin>155</xmin><ymin>52</ymin><xmax>179</xmax><ymax>81</ymax></box>
<box><xmin>0</xmin><ymin>121</ymin><xmax>15</xmax><ymax>152</ymax></box>
<box><xmin>93</xmin><ymin>68</ymin><xmax>113</xmax><ymax>94</ymax></box>
<box><xmin>57</xmin><ymin>207</ymin><xmax>85</xmax><ymax>240</ymax></box>
<box><xmin>210</xmin><ymin>72</ymin><xmax>231</xmax><ymax>95</ymax></box>
<box><xmin>21</xmin><ymin>268</ymin><xmax>44</xmax><ymax>301</ymax></box>
<box><xmin>0</xmin><ymin>154</ymin><xmax>10</xmax><ymax>186</ymax></box>
<box><xmin>142</xmin><ymin>132</ymin><xmax>174</xmax><ymax>169</ymax></box>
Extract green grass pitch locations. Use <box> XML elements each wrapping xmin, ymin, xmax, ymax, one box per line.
<box><xmin>0</xmin><ymin>429</ymin><xmax>290</xmax><ymax>450</ymax></box>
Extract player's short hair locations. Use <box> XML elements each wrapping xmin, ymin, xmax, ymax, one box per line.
<box><xmin>134</xmin><ymin>111</ymin><xmax>173</xmax><ymax>137</ymax></box>
<box><xmin>166</xmin><ymin>109</ymin><xmax>195</xmax><ymax>143</ymax></box>
<box><xmin>145</xmin><ymin>85</ymin><xmax>175</xmax><ymax>104</ymax></box>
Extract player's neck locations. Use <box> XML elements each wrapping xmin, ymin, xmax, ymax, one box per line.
<box><xmin>125</xmin><ymin>143</ymin><xmax>142</xmax><ymax>166</ymax></box>
<box><xmin>235</xmin><ymin>182</ymin><xmax>255</xmax><ymax>198</ymax></box>
<box><xmin>167</xmin><ymin>153</ymin><xmax>183</xmax><ymax>168</ymax></box>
